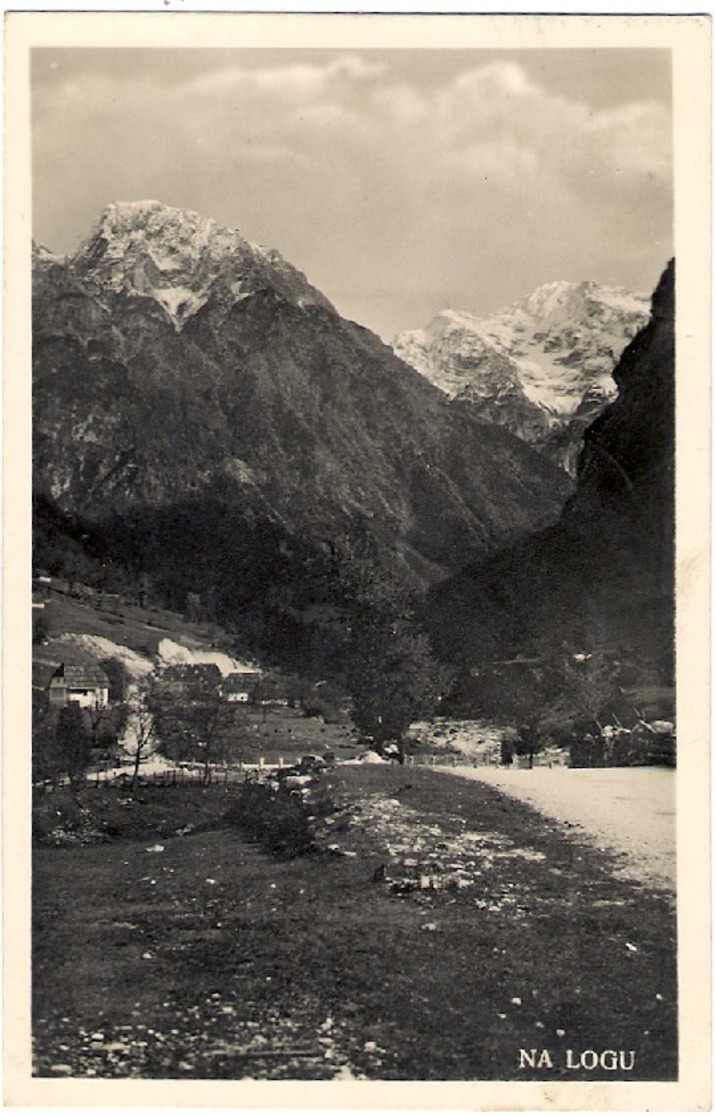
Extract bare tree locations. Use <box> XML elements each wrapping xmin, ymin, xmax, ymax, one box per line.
<box><xmin>124</xmin><ymin>679</ymin><xmax>158</xmax><ymax>791</ymax></box>
<box><xmin>558</xmin><ymin>652</ymin><xmax>620</xmax><ymax>735</ymax></box>
<box><xmin>148</xmin><ymin>668</ymin><xmax>243</xmax><ymax>784</ymax></box>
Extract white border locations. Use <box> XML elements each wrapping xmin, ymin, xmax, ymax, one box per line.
<box><xmin>4</xmin><ymin>11</ymin><xmax>711</xmax><ymax>1111</ymax></box>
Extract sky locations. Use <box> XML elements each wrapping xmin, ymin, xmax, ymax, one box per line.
<box><xmin>32</xmin><ymin>48</ymin><xmax>672</xmax><ymax>341</ymax></box>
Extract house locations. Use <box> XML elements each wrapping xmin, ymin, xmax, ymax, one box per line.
<box><xmin>47</xmin><ymin>662</ymin><xmax>110</xmax><ymax>709</ymax></box>
<box><xmin>156</xmin><ymin>662</ymin><xmax>223</xmax><ymax>696</ymax></box>
<box><xmin>222</xmin><ymin>671</ymin><xmax>262</xmax><ymax>703</ymax></box>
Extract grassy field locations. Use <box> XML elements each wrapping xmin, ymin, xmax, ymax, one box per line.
<box><xmin>216</xmin><ymin>705</ymin><xmax>359</xmax><ymax>766</ymax></box>
<box><xmin>35</xmin><ymin>586</ymin><xmax>221</xmax><ymax>659</ymax></box>
<box><xmin>33</xmin><ymin>766</ymin><xmax>677</xmax><ymax>1081</ymax></box>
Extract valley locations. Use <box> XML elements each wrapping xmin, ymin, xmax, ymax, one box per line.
<box><xmin>31</xmin><ymin>199</ymin><xmax>677</xmax><ymax>1085</ymax></box>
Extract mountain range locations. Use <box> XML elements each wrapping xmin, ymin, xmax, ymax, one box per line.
<box><xmin>393</xmin><ymin>281</ymin><xmax>650</xmax><ymax>475</ymax></box>
<box><xmin>424</xmin><ymin>260</ymin><xmax>675</xmax><ymax>677</ymax></box>
<box><xmin>33</xmin><ymin>201</ymin><xmax>571</xmax><ymax>670</ymax></box>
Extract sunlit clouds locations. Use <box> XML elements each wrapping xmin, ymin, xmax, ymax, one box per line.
<box><xmin>33</xmin><ymin>49</ymin><xmax>672</xmax><ymax>339</ymax></box>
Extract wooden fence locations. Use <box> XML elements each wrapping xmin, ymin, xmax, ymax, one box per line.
<box><xmin>34</xmin><ymin>766</ymin><xmax>261</xmax><ymax>792</ymax></box>
<box><xmin>406</xmin><ymin>753</ymin><xmax>495</xmax><ymax>768</ymax></box>
<box><xmin>34</xmin><ymin>751</ymin><xmax>538</xmax><ymax>794</ymax></box>
<box><xmin>88</xmin><ymin>767</ymin><xmax>252</xmax><ymax>787</ymax></box>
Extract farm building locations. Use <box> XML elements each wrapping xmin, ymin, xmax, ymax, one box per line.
<box><xmin>156</xmin><ymin>663</ymin><xmax>223</xmax><ymax>695</ymax></box>
<box><xmin>222</xmin><ymin>671</ymin><xmax>262</xmax><ymax>703</ymax></box>
<box><xmin>47</xmin><ymin>662</ymin><xmax>110</xmax><ymax>709</ymax></box>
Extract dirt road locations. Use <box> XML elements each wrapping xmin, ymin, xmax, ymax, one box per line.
<box><xmin>438</xmin><ymin>766</ymin><xmax>675</xmax><ymax>892</ymax></box>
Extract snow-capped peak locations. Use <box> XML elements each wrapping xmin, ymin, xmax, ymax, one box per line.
<box><xmin>32</xmin><ymin>241</ymin><xmax>63</xmax><ymax>264</ymax></box>
<box><xmin>516</xmin><ymin>280</ymin><xmax>580</xmax><ymax>321</ymax></box>
<box><xmin>69</xmin><ymin>200</ymin><xmax>334</xmax><ymax>329</ymax></box>
<box><xmin>393</xmin><ymin>278</ymin><xmax>651</xmax><ymax>474</ymax></box>
<box><xmin>86</xmin><ymin>200</ymin><xmax>247</xmax><ymax>262</ymax></box>
<box><xmin>511</xmin><ymin>279</ymin><xmax>648</xmax><ymax>326</ymax></box>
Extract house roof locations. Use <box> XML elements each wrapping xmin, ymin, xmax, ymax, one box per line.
<box><xmin>160</xmin><ymin>663</ymin><xmax>222</xmax><ymax>684</ymax></box>
<box><xmin>50</xmin><ymin>662</ymin><xmax>109</xmax><ymax>689</ymax></box>
<box><xmin>223</xmin><ymin>672</ymin><xmax>262</xmax><ymax>692</ymax></box>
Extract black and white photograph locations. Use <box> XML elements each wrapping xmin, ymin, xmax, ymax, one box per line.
<box><xmin>4</xmin><ymin>10</ymin><xmax>711</xmax><ymax>1110</ymax></box>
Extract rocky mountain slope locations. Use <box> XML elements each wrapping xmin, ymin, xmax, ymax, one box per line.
<box><xmin>33</xmin><ymin>201</ymin><xmax>571</xmax><ymax>669</ymax></box>
<box><xmin>425</xmin><ymin>261</ymin><xmax>675</xmax><ymax>676</ymax></box>
<box><xmin>394</xmin><ymin>281</ymin><xmax>649</xmax><ymax>475</ymax></box>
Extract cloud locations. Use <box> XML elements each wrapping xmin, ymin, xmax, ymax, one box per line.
<box><xmin>450</xmin><ymin>59</ymin><xmax>541</xmax><ymax>100</ymax></box>
<box><xmin>424</xmin><ymin>62</ymin><xmax>672</xmax><ymax>195</ymax></box>
<box><xmin>33</xmin><ymin>54</ymin><xmax>672</xmax><ymax>338</ymax></box>
<box><xmin>184</xmin><ymin>54</ymin><xmax>385</xmax><ymax>101</ymax></box>
<box><xmin>371</xmin><ymin>83</ymin><xmax>427</xmax><ymax>123</ymax></box>
<box><xmin>584</xmin><ymin>101</ymin><xmax>672</xmax><ymax>181</ymax></box>
<box><xmin>449</xmin><ymin>139</ymin><xmax>540</xmax><ymax>185</ymax></box>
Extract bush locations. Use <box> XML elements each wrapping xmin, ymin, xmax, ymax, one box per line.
<box><xmin>569</xmin><ymin>731</ymin><xmax>675</xmax><ymax>768</ymax></box>
<box><xmin>33</xmin><ymin>614</ymin><xmax>50</xmax><ymax>644</ymax></box>
<box><xmin>225</xmin><ymin>781</ymin><xmax>335</xmax><ymax>858</ymax></box>
<box><xmin>224</xmin><ymin>783</ymin><xmax>313</xmax><ymax>857</ymax></box>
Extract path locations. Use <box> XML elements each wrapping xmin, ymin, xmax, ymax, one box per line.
<box><xmin>437</xmin><ymin>766</ymin><xmax>675</xmax><ymax>892</ymax></box>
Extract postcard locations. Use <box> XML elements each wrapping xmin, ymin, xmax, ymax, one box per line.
<box><xmin>4</xmin><ymin>9</ymin><xmax>711</xmax><ymax>1111</ymax></box>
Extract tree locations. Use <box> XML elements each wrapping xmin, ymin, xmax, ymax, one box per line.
<box><xmin>82</xmin><ymin>696</ymin><xmax>123</xmax><ymax>760</ymax></box>
<box><xmin>32</xmin><ymin>691</ymin><xmax>59</xmax><ymax>785</ymax></box>
<box><xmin>557</xmin><ymin>652</ymin><xmax>621</xmax><ymax>736</ymax></box>
<box><xmin>336</xmin><ymin>541</ymin><xmax>451</xmax><ymax>756</ymax></box>
<box><xmin>32</xmin><ymin>614</ymin><xmax>50</xmax><ymax>645</ymax></box>
<box><xmin>148</xmin><ymin>668</ymin><xmax>243</xmax><ymax>783</ymax></box>
<box><xmin>123</xmin><ymin>679</ymin><xmax>158</xmax><ymax>791</ymax></box>
<box><xmin>99</xmin><ymin>656</ymin><xmax>128</xmax><ymax>702</ymax></box>
<box><xmin>492</xmin><ymin>659</ymin><xmax>565</xmax><ymax>768</ymax></box>
<box><xmin>137</xmin><ymin>572</ymin><xmax>154</xmax><ymax>609</ymax></box>
<box><xmin>63</xmin><ymin>551</ymin><xmax>85</xmax><ymax>597</ymax></box>
<box><xmin>185</xmin><ymin>592</ymin><xmax>203</xmax><ymax>624</ymax></box>
<box><xmin>484</xmin><ymin>648</ymin><xmax>621</xmax><ymax>766</ymax></box>
<box><xmin>348</xmin><ymin>618</ymin><xmax>448</xmax><ymax>751</ymax></box>
<box><xmin>55</xmin><ymin>703</ymin><xmax>92</xmax><ymax>789</ymax></box>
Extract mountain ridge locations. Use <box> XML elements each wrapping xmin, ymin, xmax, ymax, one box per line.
<box><xmin>424</xmin><ymin>260</ymin><xmax>674</xmax><ymax>676</ymax></box>
<box><xmin>33</xmin><ymin>201</ymin><xmax>572</xmax><ymax>670</ymax></box>
<box><xmin>55</xmin><ymin>199</ymin><xmax>334</xmax><ymax>332</ymax></box>
<box><xmin>394</xmin><ymin>279</ymin><xmax>650</xmax><ymax>475</ymax></box>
